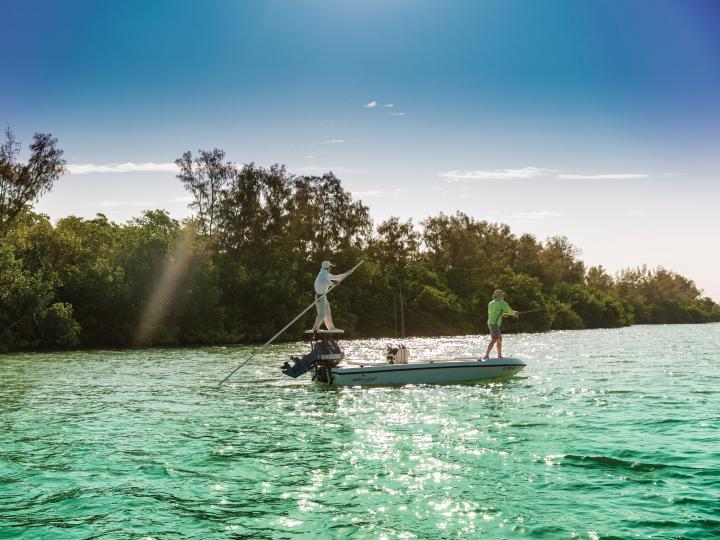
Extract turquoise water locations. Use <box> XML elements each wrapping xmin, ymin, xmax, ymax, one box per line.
<box><xmin>1</xmin><ymin>324</ymin><xmax>719</xmax><ymax>539</ymax></box>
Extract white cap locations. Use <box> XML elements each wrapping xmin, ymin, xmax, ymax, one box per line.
<box><xmin>321</xmin><ymin>260</ymin><xmax>333</xmax><ymax>269</ymax></box>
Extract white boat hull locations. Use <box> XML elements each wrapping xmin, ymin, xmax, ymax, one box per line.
<box><xmin>321</xmin><ymin>358</ymin><xmax>526</xmax><ymax>386</ymax></box>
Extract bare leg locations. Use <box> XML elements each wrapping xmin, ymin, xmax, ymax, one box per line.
<box><xmin>484</xmin><ymin>338</ymin><xmax>496</xmax><ymax>359</ymax></box>
<box><xmin>497</xmin><ymin>336</ymin><xmax>503</xmax><ymax>358</ymax></box>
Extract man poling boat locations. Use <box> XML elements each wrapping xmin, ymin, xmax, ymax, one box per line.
<box><xmin>218</xmin><ymin>260</ymin><xmax>364</xmax><ymax>385</ymax></box>
<box><xmin>312</xmin><ymin>260</ymin><xmax>350</xmax><ymax>332</ymax></box>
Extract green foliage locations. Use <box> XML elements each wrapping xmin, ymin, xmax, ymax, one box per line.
<box><xmin>0</xmin><ymin>241</ymin><xmax>79</xmax><ymax>351</ymax></box>
<box><xmin>175</xmin><ymin>149</ymin><xmax>234</xmax><ymax>236</ymax></box>
<box><xmin>0</xmin><ymin>154</ymin><xmax>718</xmax><ymax>352</ymax></box>
<box><xmin>551</xmin><ymin>282</ymin><xmax>632</xmax><ymax>329</ymax></box>
<box><xmin>550</xmin><ymin>302</ymin><xmax>586</xmax><ymax>330</ymax></box>
<box><xmin>413</xmin><ymin>285</ymin><xmax>464</xmax><ymax>335</ymax></box>
<box><xmin>538</xmin><ymin>236</ymin><xmax>585</xmax><ymax>287</ymax></box>
<box><xmin>616</xmin><ymin>266</ymin><xmax>718</xmax><ymax>324</ymax></box>
<box><xmin>0</xmin><ymin>128</ymin><xmax>66</xmax><ymax>236</ymax></box>
<box><xmin>496</xmin><ymin>273</ymin><xmax>551</xmax><ymax>333</ymax></box>
<box><xmin>37</xmin><ymin>303</ymin><xmax>81</xmax><ymax>347</ymax></box>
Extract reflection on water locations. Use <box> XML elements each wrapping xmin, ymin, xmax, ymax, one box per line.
<box><xmin>1</xmin><ymin>324</ymin><xmax>719</xmax><ymax>538</ymax></box>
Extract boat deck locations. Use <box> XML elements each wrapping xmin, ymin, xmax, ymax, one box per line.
<box><xmin>342</xmin><ymin>357</ymin><xmax>508</xmax><ymax>366</ymax></box>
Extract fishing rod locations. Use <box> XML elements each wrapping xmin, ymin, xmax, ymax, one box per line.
<box><xmin>217</xmin><ymin>260</ymin><xmax>364</xmax><ymax>385</ymax></box>
<box><xmin>496</xmin><ymin>301</ymin><xmax>578</xmax><ymax>327</ymax></box>
<box><xmin>515</xmin><ymin>300</ymin><xmax>579</xmax><ymax>315</ymax></box>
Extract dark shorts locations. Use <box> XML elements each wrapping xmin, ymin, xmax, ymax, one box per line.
<box><xmin>488</xmin><ymin>324</ymin><xmax>501</xmax><ymax>339</ymax></box>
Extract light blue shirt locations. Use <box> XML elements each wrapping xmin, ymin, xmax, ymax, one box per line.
<box><xmin>314</xmin><ymin>269</ymin><xmax>335</xmax><ymax>295</ymax></box>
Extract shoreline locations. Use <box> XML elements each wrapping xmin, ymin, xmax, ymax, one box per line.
<box><xmin>2</xmin><ymin>321</ymin><xmax>717</xmax><ymax>356</ymax></box>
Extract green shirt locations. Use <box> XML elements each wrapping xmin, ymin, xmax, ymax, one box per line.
<box><xmin>487</xmin><ymin>300</ymin><xmax>516</xmax><ymax>326</ymax></box>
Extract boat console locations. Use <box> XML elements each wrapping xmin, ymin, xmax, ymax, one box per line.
<box><xmin>386</xmin><ymin>345</ymin><xmax>409</xmax><ymax>364</ymax></box>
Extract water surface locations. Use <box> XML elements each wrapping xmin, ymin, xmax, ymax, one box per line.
<box><xmin>1</xmin><ymin>324</ymin><xmax>719</xmax><ymax>538</ymax></box>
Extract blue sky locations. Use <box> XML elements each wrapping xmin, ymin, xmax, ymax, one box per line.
<box><xmin>3</xmin><ymin>0</ymin><xmax>720</xmax><ymax>298</ymax></box>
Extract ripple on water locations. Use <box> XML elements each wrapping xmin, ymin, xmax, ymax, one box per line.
<box><xmin>1</xmin><ymin>324</ymin><xmax>719</xmax><ymax>538</ymax></box>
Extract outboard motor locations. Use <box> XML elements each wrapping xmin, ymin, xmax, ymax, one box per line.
<box><xmin>282</xmin><ymin>338</ymin><xmax>343</xmax><ymax>379</ymax></box>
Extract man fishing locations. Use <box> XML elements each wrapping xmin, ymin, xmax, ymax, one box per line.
<box><xmin>483</xmin><ymin>289</ymin><xmax>519</xmax><ymax>360</ymax></box>
<box><xmin>312</xmin><ymin>261</ymin><xmax>350</xmax><ymax>332</ymax></box>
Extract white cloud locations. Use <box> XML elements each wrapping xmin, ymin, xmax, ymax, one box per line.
<box><xmin>304</xmin><ymin>155</ymin><xmax>314</xmax><ymax>159</ymax></box>
<box><xmin>321</xmin><ymin>139</ymin><xmax>345</xmax><ymax>144</ymax></box>
<box><xmin>388</xmin><ymin>112</ymin><xmax>406</xmax><ymax>116</ymax></box>
<box><xmin>440</xmin><ymin>167</ymin><xmax>662</xmax><ymax>182</ymax></box>
<box><xmin>440</xmin><ymin>167</ymin><xmax>555</xmax><ymax>181</ymax></box>
<box><xmin>383</xmin><ymin>103</ymin><xmax>395</xmax><ymax>108</ymax></box>
<box><xmin>68</xmin><ymin>162</ymin><xmax>178</xmax><ymax>174</ymax></box>
<box><xmin>364</xmin><ymin>101</ymin><xmax>378</xmax><ymax>108</ymax></box>
<box><xmin>557</xmin><ymin>173</ymin><xmax>648</xmax><ymax>180</ymax></box>
<box><xmin>506</xmin><ymin>211</ymin><xmax>561</xmax><ymax>220</ymax></box>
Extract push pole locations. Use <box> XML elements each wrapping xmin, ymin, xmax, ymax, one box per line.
<box><xmin>217</xmin><ymin>260</ymin><xmax>364</xmax><ymax>385</ymax></box>
<box><xmin>399</xmin><ymin>284</ymin><xmax>405</xmax><ymax>339</ymax></box>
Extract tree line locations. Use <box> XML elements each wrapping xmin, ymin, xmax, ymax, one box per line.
<box><xmin>1</xmin><ymin>130</ymin><xmax>718</xmax><ymax>351</ymax></box>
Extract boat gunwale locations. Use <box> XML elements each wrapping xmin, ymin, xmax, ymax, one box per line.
<box><xmin>331</xmin><ymin>360</ymin><xmax>525</xmax><ymax>375</ymax></box>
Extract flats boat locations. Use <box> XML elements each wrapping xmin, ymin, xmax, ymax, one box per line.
<box><xmin>281</xmin><ymin>330</ymin><xmax>526</xmax><ymax>386</ymax></box>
